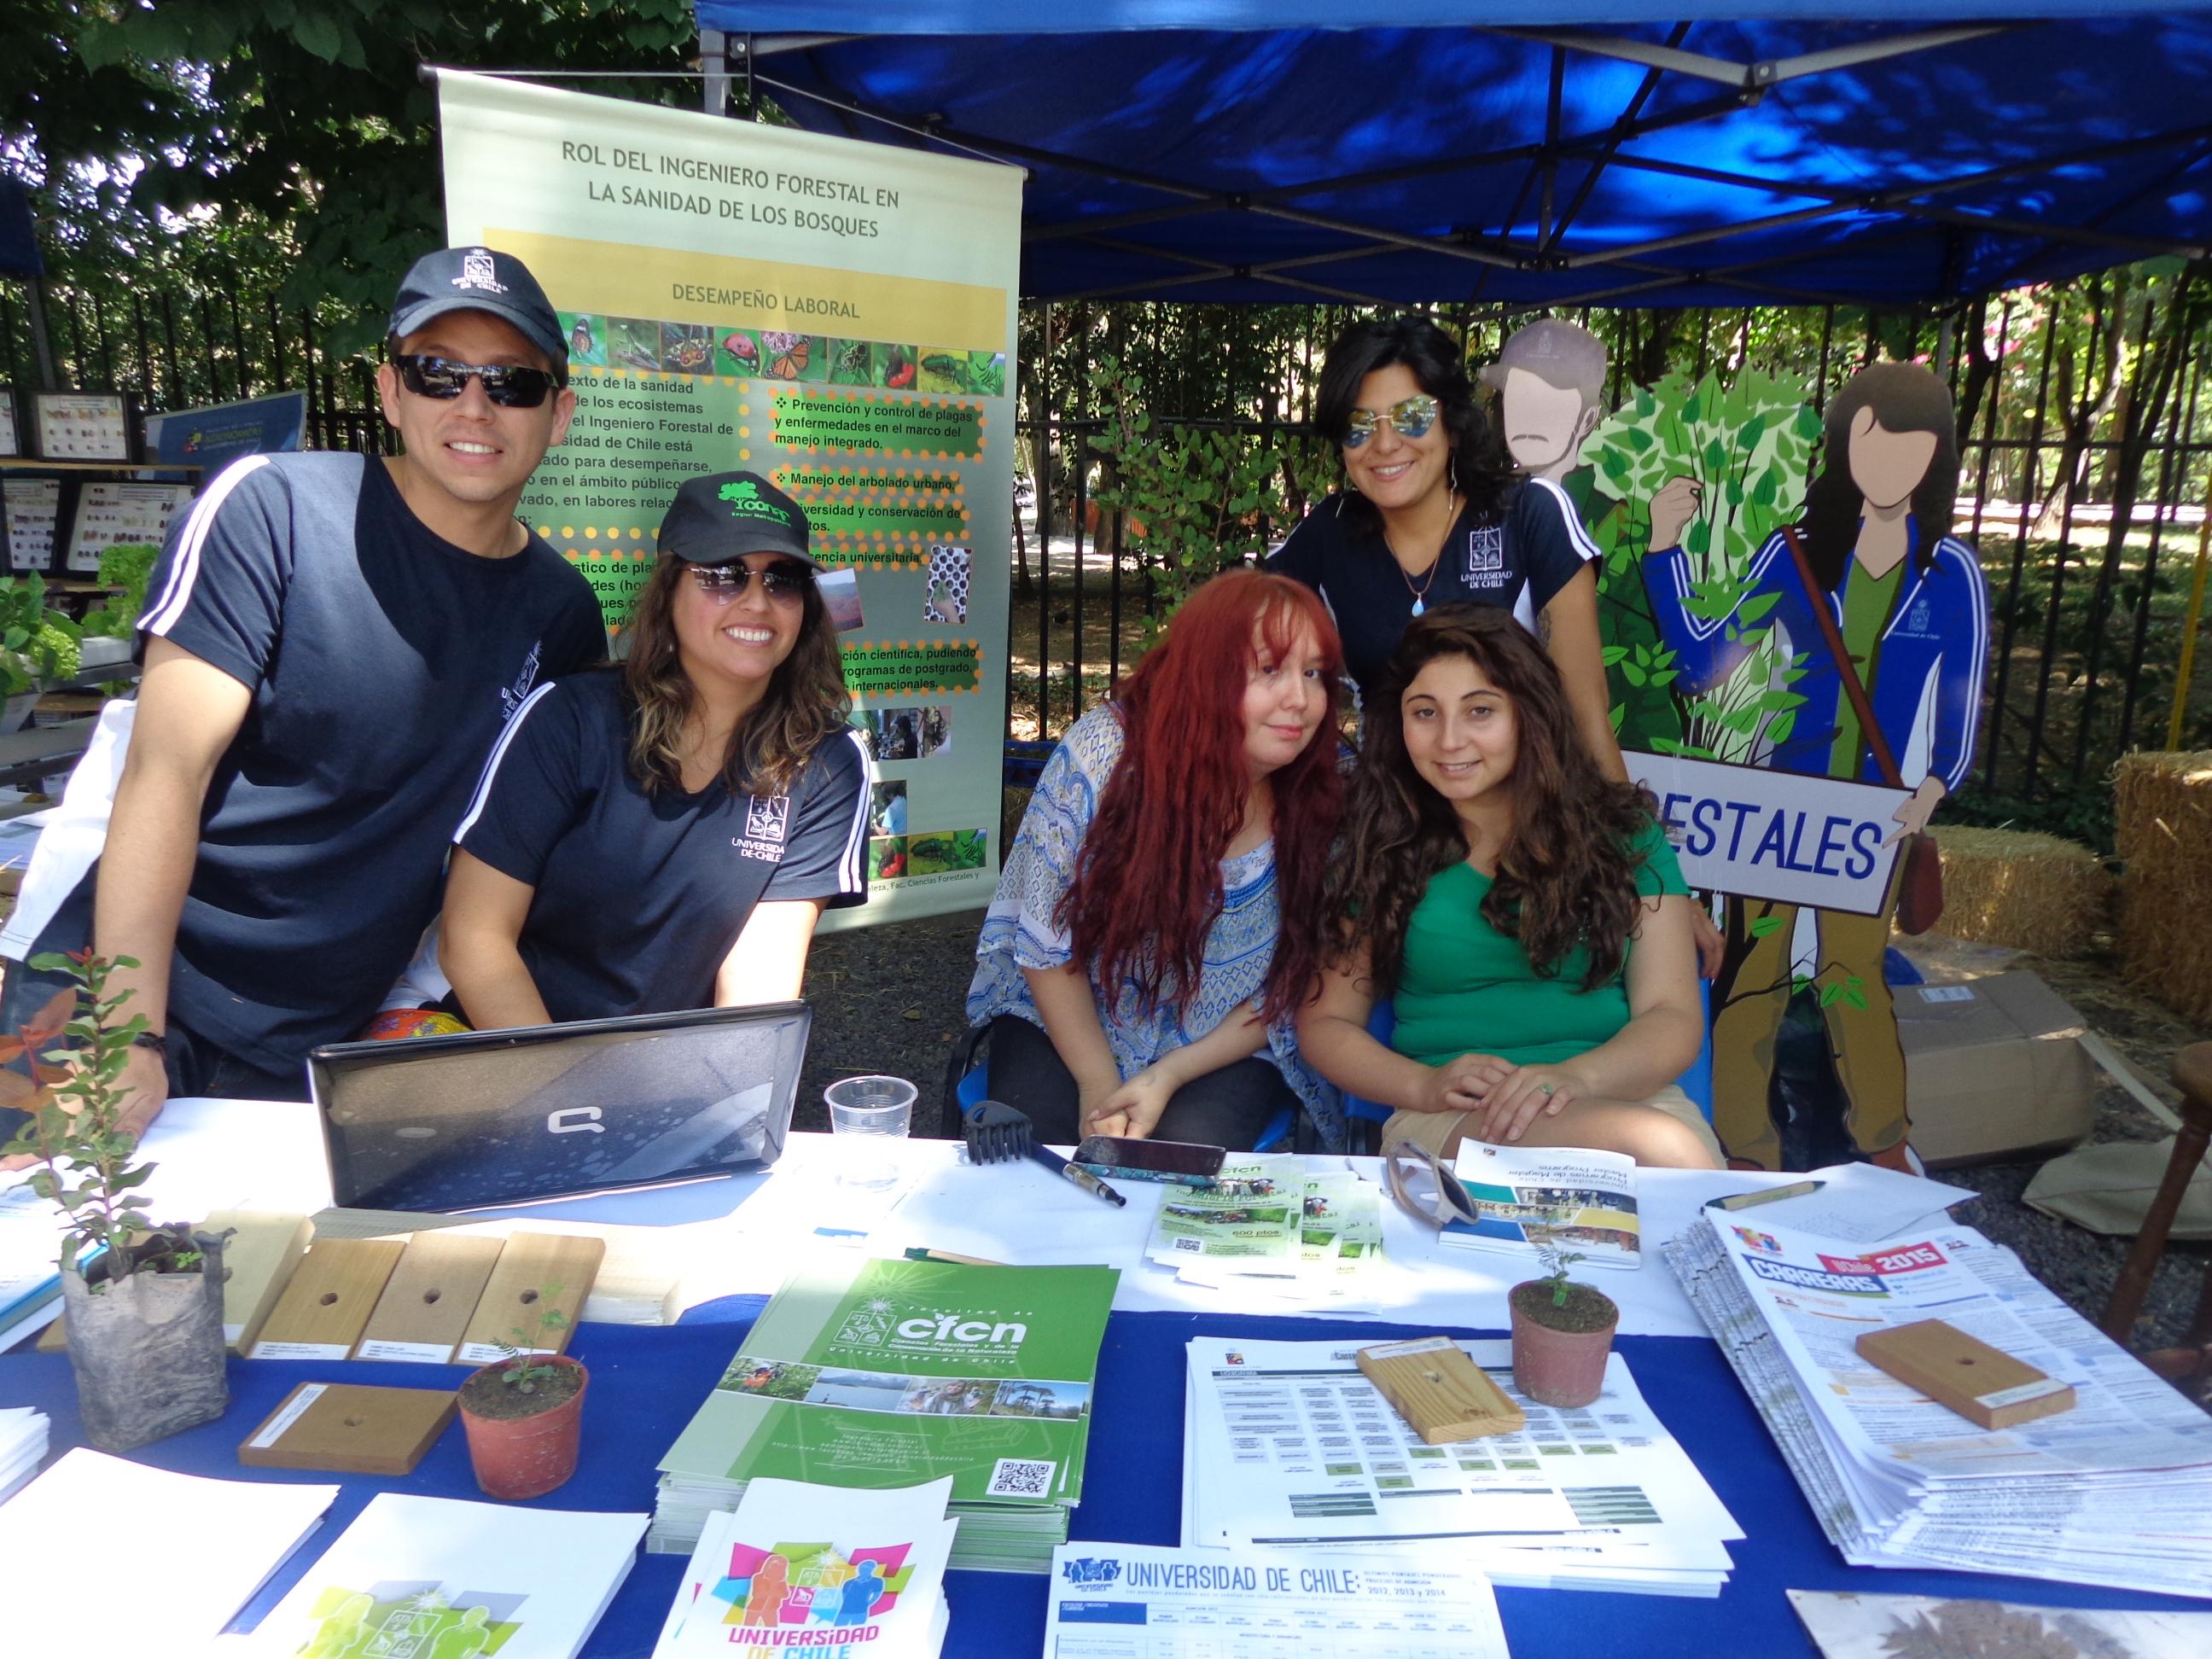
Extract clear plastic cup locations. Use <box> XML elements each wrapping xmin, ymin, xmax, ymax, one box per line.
<box><xmin>824</xmin><ymin>1074</ymin><xmax>917</xmax><ymax>1189</ymax></box>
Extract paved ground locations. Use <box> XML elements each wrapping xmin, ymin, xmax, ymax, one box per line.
<box><xmin>798</xmin><ymin>908</ymin><xmax>2209</xmax><ymax>1368</ymax></box>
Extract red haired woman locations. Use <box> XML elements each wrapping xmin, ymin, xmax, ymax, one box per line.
<box><xmin>965</xmin><ymin>569</ymin><xmax>1348</xmax><ymax>1149</ymax></box>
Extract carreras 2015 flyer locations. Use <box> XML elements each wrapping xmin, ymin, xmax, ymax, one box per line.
<box><xmin>439</xmin><ymin>71</ymin><xmax>1020</xmax><ymax>925</ymax></box>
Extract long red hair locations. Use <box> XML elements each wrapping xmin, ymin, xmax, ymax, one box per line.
<box><xmin>1059</xmin><ymin>568</ymin><xmax>1344</xmax><ymax>1021</ymax></box>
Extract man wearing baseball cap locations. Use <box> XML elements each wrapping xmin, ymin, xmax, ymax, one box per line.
<box><xmin>0</xmin><ymin>246</ymin><xmax>607</xmax><ymax>1149</ymax></box>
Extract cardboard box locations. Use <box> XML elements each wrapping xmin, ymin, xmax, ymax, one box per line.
<box><xmin>1897</xmin><ymin>970</ymin><xmax>2097</xmax><ymax>1167</ymax></box>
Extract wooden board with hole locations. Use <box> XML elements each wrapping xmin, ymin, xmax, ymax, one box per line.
<box><xmin>237</xmin><ymin>1381</ymin><xmax>457</xmax><ymax>1476</ymax></box>
<box><xmin>248</xmin><ymin>1237</ymin><xmax>406</xmax><ymax>1359</ymax></box>
<box><xmin>1854</xmin><ymin>1318</ymin><xmax>2076</xmax><ymax>1429</ymax></box>
<box><xmin>1356</xmin><ymin>1335</ymin><xmax>1525</xmax><ymax>1444</ymax></box>
<box><xmin>455</xmin><ymin>1232</ymin><xmax>603</xmax><ymax>1366</ymax></box>
<box><xmin>352</xmin><ymin>1231</ymin><xmax>506</xmax><ymax>1364</ymax></box>
<box><xmin>202</xmin><ymin>1209</ymin><xmax>314</xmax><ymax>1356</ymax></box>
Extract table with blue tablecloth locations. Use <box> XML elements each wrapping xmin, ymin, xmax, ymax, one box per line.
<box><xmin>4</xmin><ymin>1287</ymin><xmax>2204</xmax><ymax>1656</ymax></box>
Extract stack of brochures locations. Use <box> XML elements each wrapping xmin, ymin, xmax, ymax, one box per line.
<box><xmin>1665</xmin><ymin>1214</ymin><xmax>2212</xmax><ymax>1597</ymax></box>
<box><xmin>1182</xmin><ymin>1335</ymin><xmax>1741</xmax><ymax>1596</ymax></box>
<box><xmin>654</xmin><ymin>1476</ymin><xmax>955</xmax><ymax>1657</ymax></box>
<box><xmin>3</xmin><ymin>1449</ymin><xmax>336</xmax><ymax>1651</ymax></box>
<box><xmin>239</xmin><ymin>1493</ymin><xmax>648</xmax><ymax>1658</ymax></box>
<box><xmin>0</xmin><ymin>1406</ymin><xmax>45</xmax><ymax>1505</ymax></box>
<box><xmin>1148</xmin><ymin>1157</ymin><xmax>1389</xmax><ymax>1309</ymax></box>
<box><xmin>1435</xmin><ymin>1143</ymin><xmax>1642</xmax><ymax>1271</ymax></box>
<box><xmin>0</xmin><ymin>1181</ymin><xmax>68</xmax><ymax>1352</ymax></box>
<box><xmin>653</xmin><ymin>1258</ymin><xmax>1119</xmax><ymax>1574</ymax></box>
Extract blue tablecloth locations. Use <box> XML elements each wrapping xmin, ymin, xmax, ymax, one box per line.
<box><xmin>3</xmin><ymin>1303</ymin><xmax>2203</xmax><ymax>1656</ymax></box>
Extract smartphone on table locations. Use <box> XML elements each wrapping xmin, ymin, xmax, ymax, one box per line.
<box><xmin>1074</xmin><ymin>1135</ymin><xmax>1227</xmax><ymax>1186</ymax></box>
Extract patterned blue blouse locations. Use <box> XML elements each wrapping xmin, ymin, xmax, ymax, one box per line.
<box><xmin>964</xmin><ymin>703</ymin><xmax>1344</xmax><ymax>1149</ymax></box>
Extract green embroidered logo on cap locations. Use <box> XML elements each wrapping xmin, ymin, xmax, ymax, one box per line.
<box><xmin>718</xmin><ymin>479</ymin><xmax>791</xmax><ymax>525</ymax></box>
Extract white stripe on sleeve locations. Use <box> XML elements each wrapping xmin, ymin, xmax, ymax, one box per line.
<box><xmin>837</xmin><ymin>727</ymin><xmax>876</xmax><ymax>892</ymax></box>
<box><xmin>1526</xmin><ymin>474</ymin><xmax>1602</xmax><ymax>564</ymax></box>
<box><xmin>451</xmin><ymin>680</ymin><xmax>562</xmax><ymax>845</ymax></box>
<box><xmin>141</xmin><ymin>453</ymin><xmax>275</xmax><ymax>637</ymax></box>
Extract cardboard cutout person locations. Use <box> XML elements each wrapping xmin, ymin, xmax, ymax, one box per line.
<box><xmin>1638</xmin><ymin>362</ymin><xmax>1991</xmax><ymax>1170</ymax></box>
<box><xmin>1482</xmin><ymin>319</ymin><xmax>1608</xmax><ymax>482</ymax></box>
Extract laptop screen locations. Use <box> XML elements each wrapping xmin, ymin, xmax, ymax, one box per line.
<box><xmin>309</xmin><ymin>1002</ymin><xmax>811</xmax><ymax>1212</ymax></box>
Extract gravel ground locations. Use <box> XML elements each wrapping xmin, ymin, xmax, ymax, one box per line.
<box><xmin>800</xmin><ymin>908</ymin><xmax>2209</xmax><ymax>1378</ymax></box>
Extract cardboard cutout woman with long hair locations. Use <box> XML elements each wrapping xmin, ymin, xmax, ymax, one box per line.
<box><xmin>1639</xmin><ymin>363</ymin><xmax>1990</xmax><ymax>1169</ymax></box>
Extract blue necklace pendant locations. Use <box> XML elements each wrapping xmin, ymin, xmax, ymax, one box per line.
<box><xmin>1410</xmin><ymin>596</ymin><xmax>1425</xmax><ymax>617</ymax></box>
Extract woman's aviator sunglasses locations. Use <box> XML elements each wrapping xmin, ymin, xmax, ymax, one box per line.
<box><xmin>1343</xmin><ymin>393</ymin><xmax>1441</xmax><ymax>448</ymax></box>
<box><xmin>1382</xmin><ymin>1138</ymin><xmax>1486</xmax><ymax>1231</ymax></box>
<box><xmin>392</xmin><ymin>353</ymin><xmax>562</xmax><ymax>409</ymax></box>
<box><xmin>690</xmin><ymin>562</ymin><xmax>812</xmax><ymax>603</ymax></box>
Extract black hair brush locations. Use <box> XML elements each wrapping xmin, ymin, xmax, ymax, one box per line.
<box><xmin>962</xmin><ymin>1100</ymin><xmax>1126</xmax><ymax>1207</ymax></box>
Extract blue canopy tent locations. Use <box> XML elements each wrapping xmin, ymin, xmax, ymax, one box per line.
<box><xmin>693</xmin><ymin>4</ymin><xmax>2212</xmax><ymax>306</ymax></box>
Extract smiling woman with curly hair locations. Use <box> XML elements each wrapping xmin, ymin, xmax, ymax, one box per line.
<box><xmin>1298</xmin><ymin>605</ymin><xmax>1722</xmax><ymax>1167</ymax></box>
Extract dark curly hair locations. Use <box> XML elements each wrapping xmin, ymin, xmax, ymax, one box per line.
<box><xmin>1325</xmin><ymin>604</ymin><xmax>1661</xmax><ymax>997</ymax></box>
<box><xmin>1800</xmin><ymin>361</ymin><xmax>1959</xmax><ymax>591</ymax></box>
<box><xmin>1314</xmin><ymin>314</ymin><xmax>1512</xmax><ymax>533</ymax></box>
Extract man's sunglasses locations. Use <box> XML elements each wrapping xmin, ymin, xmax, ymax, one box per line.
<box><xmin>1343</xmin><ymin>393</ymin><xmax>1441</xmax><ymax>448</ymax></box>
<box><xmin>392</xmin><ymin>354</ymin><xmax>562</xmax><ymax>409</ymax></box>
<box><xmin>690</xmin><ymin>562</ymin><xmax>812</xmax><ymax>603</ymax></box>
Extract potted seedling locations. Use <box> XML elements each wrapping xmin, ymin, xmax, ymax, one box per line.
<box><xmin>1509</xmin><ymin>1242</ymin><xmax>1619</xmax><ymax>1409</ymax></box>
<box><xmin>457</xmin><ymin>1292</ymin><xmax>587</xmax><ymax>1499</ymax></box>
<box><xmin>0</xmin><ymin>573</ymin><xmax>85</xmax><ymax>731</ymax></box>
<box><xmin>2</xmin><ymin>952</ymin><xmax>229</xmax><ymax>1451</ymax></box>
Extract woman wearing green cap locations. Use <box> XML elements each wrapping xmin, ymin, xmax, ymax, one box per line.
<box><xmin>429</xmin><ymin>469</ymin><xmax>870</xmax><ymax>1027</ymax></box>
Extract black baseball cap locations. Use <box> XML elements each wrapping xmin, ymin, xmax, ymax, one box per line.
<box><xmin>387</xmin><ymin>247</ymin><xmax>568</xmax><ymax>375</ymax></box>
<box><xmin>658</xmin><ymin>470</ymin><xmax>820</xmax><ymax>570</ymax></box>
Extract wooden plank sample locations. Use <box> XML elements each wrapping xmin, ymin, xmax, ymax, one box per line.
<box><xmin>456</xmin><ymin>1231</ymin><xmax>603</xmax><ymax>1366</ymax></box>
<box><xmin>248</xmin><ymin>1237</ymin><xmax>406</xmax><ymax>1359</ymax></box>
<box><xmin>201</xmin><ymin>1208</ymin><xmax>313</xmax><ymax>1355</ymax></box>
<box><xmin>353</xmin><ymin>1231</ymin><xmax>505</xmax><ymax>1364</ymax></box>
<box><xmin>1856</xmin><ymin>1318</ymin><xmax>2077</xmax><ymax>1429</ymax></box>
<box><xmin>237</xmin><ymin>1382</ymin><xmax>457</xmax><ymax>1476</ymax></box>
<box><xmin>1357</xmin><ymin>1335</ymin><xmax>1525</xmax><ymax>1444</ymax></box>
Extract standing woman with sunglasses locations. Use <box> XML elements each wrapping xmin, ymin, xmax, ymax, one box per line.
<box><xmin>1267</xmin><ymin>316</ymin><xmax>1621</xmax><ymax>776</ymax></box>
<box><xmin>437</xmin><ymin>471</ymin><xmax>870</xmax><ymax>1027</ymax></box>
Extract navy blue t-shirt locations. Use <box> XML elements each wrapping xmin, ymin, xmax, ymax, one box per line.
<box><xmin>133</xmin><ymin>451</ymin><xmax>608</xmax><ymax>1068</ymax></box>
<box><xmin>1266</xmin><ymin>478</ymin><xmax>1598</xmax><ymax>700</ymax></box>
<box><xmin>453</xmin><ymin>671</ymin><xmax>871</xmax><ymax>1022</ymax></box>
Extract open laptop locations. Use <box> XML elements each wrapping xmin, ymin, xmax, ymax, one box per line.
<box><xmin>307</xmin><ymin>1001</ymin><xmax>811</xmax><ymax>1213</ymax></box>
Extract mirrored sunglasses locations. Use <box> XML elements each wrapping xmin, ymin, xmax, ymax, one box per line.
<box><xmin>690</xmin><ymin>562</ymin><xmax>812</xmax><ymax>603</ymax></box>
<box><xmin>1382</xmin><ymin>1138</ymin><xmax>1483</xmax><ymax>1231</ymax></box>
<box><xmin>392</xmin><ymin>353</ymin><xmax>559</xmax><ymax>409</ymax></box>
<box><xmin>1343</xmin><ymin>393</ymin><xmax>1441</xmax><ymax>448</ymax></box>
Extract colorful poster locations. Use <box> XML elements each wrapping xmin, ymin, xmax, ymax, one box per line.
<box><xmin>436</xmin><ymin>71</ymin><xmax>1020</xmax><ymax>926</ymax></box>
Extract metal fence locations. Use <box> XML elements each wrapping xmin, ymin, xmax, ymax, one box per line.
<box><xmin>1011</xmin><ymin>297</ymin><xmax>2212</xmax><ymax>820</ymax></box>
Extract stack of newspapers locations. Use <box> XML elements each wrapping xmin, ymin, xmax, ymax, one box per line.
<box><xmin>654</xmin><ymin>1476</ymin><xmax>955</xmax><ymax>1658</ymax></box>
<box><xmin>653</xmin><ymin>1258</ymin><xmax>1118</xmax><ymax>1574</ymax></box>
<box><xmin>1664</xmin><ymin>1214</ymin><xmax>2212</xmax><ymax>1598</ymax></box>
<box><xmin>1182</xmin><ymin>1335</ymin><xmax>1741</xmax><ymax>1596</ymax></box>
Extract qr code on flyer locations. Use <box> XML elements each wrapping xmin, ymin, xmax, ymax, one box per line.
<box><xmin>987</xmin><ymin>1457</ymin><xmax>1057</xmax><ymax>1499</ymax></box>
<box><xmin>1173</xmin><ymin>1236</ymin><xmax>1201</xmax><ymax>1252</ymax></box>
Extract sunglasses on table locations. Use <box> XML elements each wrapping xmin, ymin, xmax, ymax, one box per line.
<box><xmin>1382</xmin><ymin>1138</ymin><xmax>1487</xmax><ymax>1231</ymax></box>
<box><xmin>1342</xmin><ymin>393</ymin><xmax>1441</xmax><ymax>447</ymax></box>
<box><xmin>391</xmin><ymin>353</ymin><xmax>562</xmax><ymax>409</ymax></box>
<box><xmin>689</xmin><ymin>562</ymin><xmax>812</xmax><ymax>603</ymax></box>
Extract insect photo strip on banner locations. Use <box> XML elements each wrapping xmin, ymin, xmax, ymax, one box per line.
<box><xmin>435</xmin><ymin>71</ymin><xmax>1022</xmax><ymax>926</ymax></box>
<box><xmin>1534</xmin><ymin>335</ymin><xmax>1990</xmax><ymax>1173</ymax></box>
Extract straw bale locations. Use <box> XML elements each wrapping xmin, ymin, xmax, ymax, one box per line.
<box><xmin>2115</xmin><ymin>751</ymin><xmax>2212</xmax><ymax>1024</ymax></box>
<box><xmin>1930</xmin><ymin>826</ymin><xmax>2110</xmax><ymax>959</ymax></box>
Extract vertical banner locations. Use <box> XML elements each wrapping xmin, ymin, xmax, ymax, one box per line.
<box><xmin>436</xmin><ymin>72</ymin><xmax>1020</xmax><ymax>927</ymax></box>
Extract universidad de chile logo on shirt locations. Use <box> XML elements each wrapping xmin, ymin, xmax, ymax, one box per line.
<box><xmin>734</xmin><ymin>795</ymin><xmax>792</xmax><ymax>864</ymax></box>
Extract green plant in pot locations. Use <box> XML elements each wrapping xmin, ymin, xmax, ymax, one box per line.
<box><xmin>457</xmin><ymin>1291</ymin><xmax>587</xmax><ymax>1499</ymax></box>
<box><xmin>0</xmin><ymin>573</ymin><xmax>85</xmax><ymax>732</ymax></box>
<box><xmin>1</xmin><ymin>952</ymin><xmax>229</xmax><ymax>1451</ymax></box>
<box><xmin>1509</xmin><ymin>1242</ymin><xmax>1619</xmax><ymax>1409</ymax></box>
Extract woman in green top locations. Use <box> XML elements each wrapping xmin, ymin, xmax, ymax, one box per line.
<box><xmin>1300</xmin><ymin>605</ymin><xmax>1723</xmax><ymax>1167</ymax></box>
